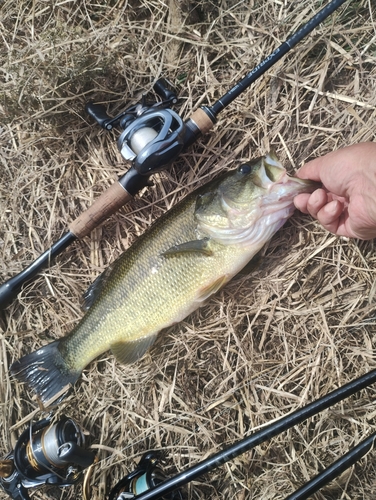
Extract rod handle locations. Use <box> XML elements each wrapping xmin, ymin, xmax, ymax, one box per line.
<box><xmin>182</xmin><ymin>108</ymin><xmax>216</xmax><ymax>149</ymax></box>
<box><xmin>69</xmin><ymin>181</ymin><xmax>133</xmax><ymax>239</ymax></box>
<box><xmin>189</xmin><ymin>108</ymin><xmax>215</xmax><ymax>134</ymax></box>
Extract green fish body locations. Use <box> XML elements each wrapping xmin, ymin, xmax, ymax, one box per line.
<box><xmin>11</xmin><ymin>154</ymin><xmax>317</xmax><ymax>403</ymax></box>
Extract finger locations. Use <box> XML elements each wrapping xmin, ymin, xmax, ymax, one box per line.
<box><xmin>296</xmin><ymin>143</ymin><xmax>376</xmax><ymax>197</ymax></box>
<box><xmin>316</xmin><ymin>200</ymin><xmax>344</xmax><ymax>234</ymax></box>
<box><xmin>293</xmin><ymin>193</ymin><xmax>311</xmax><ymax>214</ymax></box>
<box><xmin>295</xmin><ymin>155</ymin><xmax>328</xmax><ymax>182</ymax></box>
<box><xmin>305</xmin><ymin>189</ymin><xmax>328</xmax><ymax>219</ymax></box>
<box><xmin>336</xmin><ymin>216</ymin><xmax>376</xmax><ymax>240</ymax></box>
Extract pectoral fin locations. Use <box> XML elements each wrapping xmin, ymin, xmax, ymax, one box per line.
<box><xmin>162</xmin><ymin>238</ymin><xmax>213</xmax><ymax>257</ymax></box>
<box><xmin>198</xmin><ymin>275</ymin><xmax>228</xmax><ymax>302</ymax></box>
<box><xmin>236</xmin><ymin>251</ymin><xmax>263</xmax><ymax>276</ymax></box>
<box><xmin>111</xmin><ymin>333</ymin><xmax>158</xmax><ymax>364</ymax></box>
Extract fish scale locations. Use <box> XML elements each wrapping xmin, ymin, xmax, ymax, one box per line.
<box><xmin>10</xmin><ymin>154</ymin><xmax>318</xmax><ymax>404</ymax></box>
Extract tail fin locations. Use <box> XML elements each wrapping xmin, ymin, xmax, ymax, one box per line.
<box><xmin>10</xmin><ymin>340</ymin><xmax>81</xmax><ymax>405</ymax></box>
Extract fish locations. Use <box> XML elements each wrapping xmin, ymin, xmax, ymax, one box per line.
<box><xmin>10</xmin><ymin>153</ymin><xmax>318</xmax><ymax>404</ymax></box>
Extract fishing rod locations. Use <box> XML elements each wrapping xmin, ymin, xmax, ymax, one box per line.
<box><xmin>0</xmin><ymin>0</ymin><xmax>348</xmax><ymax>313</ymax></box>
<box><xmin>284</xmin><ymin>431</ymin><xmax>376</xmax><ymax>500</ymax></box>
<box><xmin>3</xmin><ymin>372</ymin><xmax>374</xmax><ymax>500</ymax></box>
<box><xmin>109</xmin><ymin>437</ymin><xmax>376</xmax><ymax>500</ymax></box>
<box><xmin>105</xmin><ymin>368</ymin><xmax>376</xmax><ymax>500</ymax></box>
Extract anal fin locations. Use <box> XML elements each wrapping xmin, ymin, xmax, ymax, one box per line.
<box><xmin>198</xmin><ymin>275</ymin><xmax>228</xmax><ymax>302</ymax></box>
<box><xmin>111</xmin><ymin>333</ymin><xmax>158</xmax><ymax>365</ymax></box>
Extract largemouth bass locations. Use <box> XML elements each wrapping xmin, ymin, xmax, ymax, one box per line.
<box><xmin>11</xmin><ymin>154</ymin><xmax>317</xmax><ymax>404</ymax></box>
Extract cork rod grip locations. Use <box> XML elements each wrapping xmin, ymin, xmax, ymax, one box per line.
<box><xmin>189</xmin><ymin>108</ymin><xmax>215</xmax><ymax>134</ymax></box>
<box><xmin>69</xmin><ymin>182</ymin><xmax>132</xmax><ymax>239</ymax></box>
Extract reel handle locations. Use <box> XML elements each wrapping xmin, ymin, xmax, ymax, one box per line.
<box><xmin>0</xmin><ymin>108</ymin><xmax>214</xmax><ymax>314</ymax></box>
<box><xmin>153</xmin><ymin>79</ymin><xmax>178</xmax><ymax>103</ymax></box>
<box><xmin>85</xmin><ymin>102</ymin><xmax>114</xmax><ymax>130</ymax></box>
<box><xmin>71</xmin><ymin>108</ymin><xmax>216</xmax><ymax>238</ymax></box>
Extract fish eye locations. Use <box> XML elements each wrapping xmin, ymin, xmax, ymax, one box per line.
<box><xmin>237</xmin><ymin>164</ymin><xmax>253</xmax><ymax>174</ymax></box>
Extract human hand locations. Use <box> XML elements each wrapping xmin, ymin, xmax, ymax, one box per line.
<box><xmin>294</xmin><ymin>142</ymin><xmax>376</xmax><ymax>240</ymax></box>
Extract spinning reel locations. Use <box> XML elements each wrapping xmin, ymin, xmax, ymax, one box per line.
<box><xmin>109</xmin><ymin>452</ymin><xmax>182</xmax><ymax>500</ymax></box>
<box><xmin>86</xmin><ymin>78</ymin><xmax>186</xmax><ymax>177</ymax></box>
<box><xmin>0</xmin><ymin>415</ymin><xmax>96</xmax><ymax>500</ymax></box>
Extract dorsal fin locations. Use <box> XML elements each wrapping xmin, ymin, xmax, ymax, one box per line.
<box><xmin>81</xmin><ymin>265</ymin><xmax>114</xmax><ymax>311</ymax></box>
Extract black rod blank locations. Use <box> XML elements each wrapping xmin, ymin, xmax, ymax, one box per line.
<box><xmin>284</xmin><ymin>432</ymin><xmax>376</xmax><ymax>500</ymax></box>
<box><xmin>208</xmin><ymin>0</ymin><xmax>348</xmax><ymax>117</ymax></box>
<box><xmin>0</xmin><ymin>231</ymin><xmax>76</xmax><ymax>310</ymax></box>
<box><xmin>132</xmin><ymin>369</ymin><xmax>376</xmax><ymax>500</ymax></box>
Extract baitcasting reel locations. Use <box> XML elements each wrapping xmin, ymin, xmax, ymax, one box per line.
<box><xmin>0</xmin><ymin>414</ymin><xmax>96</xmax><ymax>500</ymax></box>
<box><xmin>109</xmin><ymin>452</ymin><xmax>182</xmax><ymax>500</ymax></box>
<box><xmin>86</xmin><ymin>78</ymin><xmax>186</xmax><ymax>176</ymax></box>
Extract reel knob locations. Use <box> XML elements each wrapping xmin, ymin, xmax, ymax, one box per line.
<box><xmin>85</xmin><ymin>102</ymin><xmax>114</xmax><ymax>130</ymax></box>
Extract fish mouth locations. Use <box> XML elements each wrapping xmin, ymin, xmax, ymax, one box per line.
<box><xmin>256</xmin><ymin>154</ymin><xmax>320</xmax><ymax>194</ymax></box>
<box><xmin>252</xmin><ymin>153</ymin><xmax>287</xmax><ymax>188</ymax></box>
<box><xmin>263</xmin><ymin>153</ymin><xmax>286</xmax><ymax>182</ymax></box>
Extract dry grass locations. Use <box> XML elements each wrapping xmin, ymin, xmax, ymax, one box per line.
<box><xmin>1</xmin><ymin>0</ymin><xmax>376</xmax><ymax>499</ymax></box>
